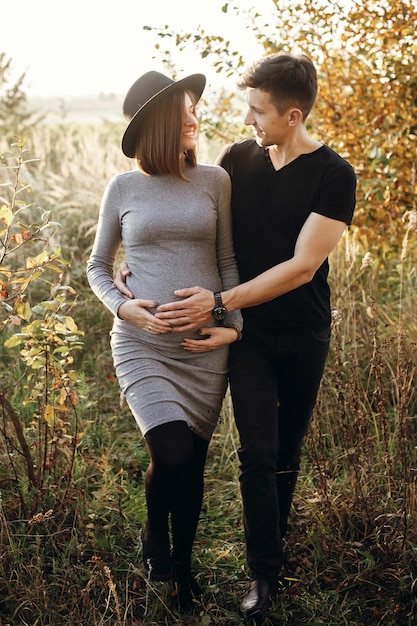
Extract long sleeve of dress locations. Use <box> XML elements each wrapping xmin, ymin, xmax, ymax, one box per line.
<box><xmin>86</xmin><ymin>176</ymin><xmax>129</xmax><ymax>317</ymax></box>
<box><xmin>212</xmin><ymin>167</ymin><xmax>242</xmax><ymax>331</ymax></box>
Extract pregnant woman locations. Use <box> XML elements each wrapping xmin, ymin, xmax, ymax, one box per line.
<box><xmin>86</xmin><ymin>70</ymin><xmax>242</xmax><ymax>612</ymax></box>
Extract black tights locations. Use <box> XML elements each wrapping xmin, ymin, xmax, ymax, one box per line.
<box><xmin>144</xmin><ymin>420</ymin><xmax>209</xmax><ymax>566</ymax></box>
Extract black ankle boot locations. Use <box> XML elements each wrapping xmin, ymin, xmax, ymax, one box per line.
<box><xmin>173</xmin><ymin>560</ymin><xmax>202</xmax><ymax>613</ymax></box>
<box><xmin>141</xmin><ymin>523</ymin><xmax>173</xmax><ymax>581</ymax></box>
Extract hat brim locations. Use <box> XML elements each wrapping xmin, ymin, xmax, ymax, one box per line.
<box><xmin>121</xmin><ymin>73</ymin><xmax>206</xmax><ymax>158</ymax></box>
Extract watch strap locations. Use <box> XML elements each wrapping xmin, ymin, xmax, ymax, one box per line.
<box><xmin>214</xmin><ymin>292</ymin><xmax>223</xmax><ymax>307</ymax></box>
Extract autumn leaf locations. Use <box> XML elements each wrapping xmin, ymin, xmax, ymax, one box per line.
<box><xmin>43</xmin><ymin>404</ymin><xmax>55</xmax><ymax>426</ymax></box>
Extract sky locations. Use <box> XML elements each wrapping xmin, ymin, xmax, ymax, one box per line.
<box><xmin>2</xmin><ymin>0</ymin><xmax>271</xmax><ymax>98</ymax></box>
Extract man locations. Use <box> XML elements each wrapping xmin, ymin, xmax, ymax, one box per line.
<box><xmin>116</xmin><ymin>53</ymin><xmax>356</xmax><ymax>623</ymax></box>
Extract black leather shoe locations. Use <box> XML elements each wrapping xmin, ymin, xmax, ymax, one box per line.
<box><xmin>240</xmin><ymin>579</ymin><xmax>277</xmax><ymax>623</ymax></box>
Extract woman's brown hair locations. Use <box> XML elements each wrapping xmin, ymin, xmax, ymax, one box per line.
<box><xmin>134</xmin><ymin>89</ymin><xmax>197</xmax><ymax>180</ymax></box>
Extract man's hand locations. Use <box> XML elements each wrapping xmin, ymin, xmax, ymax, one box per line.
<box><xmin>156</xmin><ymin>286</ymin><xmax>214</xmax><ymax>332</ymax></box>
<box><xmin>115</xmin><ymin>261</ymin><xmax>134</xmax><ymax>299</ymax></box>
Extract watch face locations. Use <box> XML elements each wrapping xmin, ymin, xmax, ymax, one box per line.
<box><xmin>213</xmin><ymin>305</ymin><xmax>227</xmax><ymax>321</ymax></box>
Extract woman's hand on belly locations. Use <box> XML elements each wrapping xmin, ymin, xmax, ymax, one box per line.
<box><xmin>118</xmin><ymin>299</ymin><xmax>173</xmax><ymax>334</ymax></box>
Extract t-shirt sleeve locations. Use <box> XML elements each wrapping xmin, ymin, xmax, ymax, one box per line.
<box><xmin>215</xmin><ymin>144</ymin><xmax>233</xmax><ymax>173</ymax></box>
<box><xmin>315</xmin><ymin>161</ymin><xmax>357</xmax><ymax>225</ymax></box>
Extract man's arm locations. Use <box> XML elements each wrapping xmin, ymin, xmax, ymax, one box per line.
<box><xmin>155</xmin><ymin>213</ymin><xmax>347</xmax><ymax>330</ymax></box>
<box><xmin>223</xmin><ymin>212</ymin><xmax>346</xmax><ymax>310</ymax></box>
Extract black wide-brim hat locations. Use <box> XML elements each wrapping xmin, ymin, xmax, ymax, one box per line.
<box><xmin>121</xmin><ymin>71</ymin><xmax>206</xmax><ymax>158</ymax></box>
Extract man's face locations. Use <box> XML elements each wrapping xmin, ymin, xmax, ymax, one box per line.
<box><xmin>244</xmin><ymin>87</ymin><xmax>289</xmax><ymax>147</ymax></box>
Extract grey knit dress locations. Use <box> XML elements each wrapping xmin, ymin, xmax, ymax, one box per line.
<box><xmin>86</xmin><ymin>163</ymin><xmax>242</xmax><ymax>441</ymax></box>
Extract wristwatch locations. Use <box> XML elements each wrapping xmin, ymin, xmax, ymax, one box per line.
<box><xmin>212</xmin><ymin>292</ymin><xmax>227</xmax><ymax>321</ymax></box>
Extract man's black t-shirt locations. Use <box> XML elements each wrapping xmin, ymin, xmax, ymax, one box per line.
<box><xmin>217</xmin><ymin>139</ymin><xmax>356</xmax><ymax>331</ymax></box>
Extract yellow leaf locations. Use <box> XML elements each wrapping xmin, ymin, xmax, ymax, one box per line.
<box><xmin>4</xmin><ymin>333</ymin><xmax>24</xmax><ymax>347</ymax></box>
<box><xmin>0</xmin><ymin>204</ymin><xmax>13</xmax><ymax>227</ymax></box>
<box><xmin>58</xmin><ymin>388</ymin><xmax>67</xmax><ymax>405</ymax></box>
<box><xmin>13</xmin><ymin>271</ymin><xmax>42</xmax><ymax>292</ymax></box>
<box><xmin>26</xmin><ymin>251</ymin><xmax>49</xmax><ymax>269</ymax></box>
<box><xmin>54</xmin><ymin>322</ymin><xmax>69</xmax><ymax>335</ymax></box>
<box><xmin>44</xmin><ymin>404</ymin><xmax>55</xmax><ymax>426</ymax></box>
<box><xmin>16</xmin><ymin>301</ymin><xmax>32</xmax><ymax>323</ymax></box>
<box><xmin>64</xmin><ymin>316</ymin><xmax>78</xmax><ymax>332</ymax></box>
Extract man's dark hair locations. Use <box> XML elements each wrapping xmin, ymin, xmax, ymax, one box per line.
<box><xmin>238</xmin><ymin>53</ymin><xmax>318</xmax><ymax>120</ymax></box>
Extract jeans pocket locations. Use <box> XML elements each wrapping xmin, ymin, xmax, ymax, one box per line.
<box><xmin>311</xmin><ymin>327</ymin><xmax>331</xmax><ymax>345</ymax></box>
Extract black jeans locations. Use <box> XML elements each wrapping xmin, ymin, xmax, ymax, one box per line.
<box><xmin>228</xmin><ymin>325</ymin><xmax>330</xmax><ymax>584</ymax></box>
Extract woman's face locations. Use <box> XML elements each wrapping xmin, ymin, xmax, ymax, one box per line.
<box><xmin>181</xmin><ymin>92</ymin><xmax>198</xmax><ymax>152</ymax></box>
